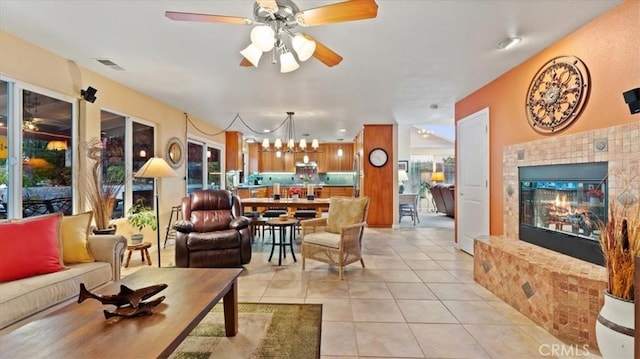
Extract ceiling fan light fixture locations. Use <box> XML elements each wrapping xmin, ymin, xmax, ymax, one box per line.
<box><xmin>291</xmin><ymin>33</ymin><xmax>316</xmax><ymax>61</ymax></box>
<box><xmin>240</xmin><ymin>43</ymin><xmax>263</xmax><ymax>67</ymax></box>
<box><xmin>280</xmin><ymin>51</ymin><xmax>299</xmax><ymax>73</ymax></box>
<box><xmin>250</xmin><ymin>25</ymin><xmax>275</xmax><ymax>51</ymax></box>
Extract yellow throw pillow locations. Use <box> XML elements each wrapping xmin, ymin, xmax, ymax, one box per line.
<box><xmin>61</xmin><ymin>211</ymin><xmax>95</xmax><ymax>264</ymax></box>
<box><xmin>326</xmin><ymin>196</ymin><xmax>369</xmax><ymax>234</ymax></box>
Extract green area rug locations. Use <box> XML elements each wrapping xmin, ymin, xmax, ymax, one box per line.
<box><xmin>170</xmin><ymin>303</ymin><xmax>322</xmax><ymax>359</ymax></box>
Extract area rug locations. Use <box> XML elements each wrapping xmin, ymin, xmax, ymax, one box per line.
<box><xmin>170</xmin><ymin>303</ymin><xmax>322</xmax><ymax>359</ymax></box>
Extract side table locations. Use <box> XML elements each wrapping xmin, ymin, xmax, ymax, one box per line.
<box><xmin>124</xmin><ymin>242</ymin><xmax>152</xmax><ymax>268</ymax></box>
<box><xmin>267</xmin><ymin>218</ymin><xmax>298</xmax><ymax>266</ymax></box>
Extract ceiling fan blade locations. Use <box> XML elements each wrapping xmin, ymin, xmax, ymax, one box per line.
<box><xmin>304</xmin><ymin>35</ymin><xmax>343</xmax><ymax>67</ymax></box>
<box><xmin>256</xmin><ymin>0</ymin><xmax>278</xmax><ymax>12</ymax></box>
<box><xmin>240</xmin><ymin>58</ymin><xmax>253</xmax><ymax>67</ymax></box>
<box><xmin>295</xmin><ymin>0</ymin><xmax>378</xmax><ymax>27</ymax></box>
<box><xmin>164</xmin><ymin>11</ymin><xmax>252</xmax><ymax>25</ymax></box>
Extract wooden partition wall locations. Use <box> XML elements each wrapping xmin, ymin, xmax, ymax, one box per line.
<box><xmin>362</xmin><ymin>124</ymin><xmax>393</xmax><ymax>228</ymax></box>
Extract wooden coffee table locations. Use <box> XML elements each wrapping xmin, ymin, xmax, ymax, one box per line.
<box><xmin>0</xmin><ymin>267</ymin><xmax>242</xmax><ymax>358</ymax></box>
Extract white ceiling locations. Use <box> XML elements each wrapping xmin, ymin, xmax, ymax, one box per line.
<box><xmin>0</xmin><ymin>0</ymin><xmax>621</xmax><ymax>143</ymax></box>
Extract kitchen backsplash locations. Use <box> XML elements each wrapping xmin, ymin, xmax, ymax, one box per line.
<box><xmin>252</xmin><ymin>172</ymin><xmax>355</xmax><ymax>186</ymax></box>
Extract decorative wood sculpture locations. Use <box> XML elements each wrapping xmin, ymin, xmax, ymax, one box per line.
<box><xmin>78</xmin><ymin>282</ymin><xmax>167</xmax><ymax>319</ymax></box>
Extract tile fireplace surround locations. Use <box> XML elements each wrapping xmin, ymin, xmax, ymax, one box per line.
<box><xmin>474</xmin><ymin>122</ymin><xmax>639</xmax><ymax>348</ymax></box>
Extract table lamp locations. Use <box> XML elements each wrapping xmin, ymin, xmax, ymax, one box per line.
<box><xmin>134</xmin><ymin>157</ymin><xmax>178</xmax><ymax>267</ymax></box>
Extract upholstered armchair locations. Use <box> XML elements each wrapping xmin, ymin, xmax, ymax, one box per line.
<box><xmin>173</xmin><ymin>190</ymin><xmax>251</xmax><ymax>268</ymax></box>
<box><xmin>301</xmin><ymin>196</ymin><xmax>370</xmax><ymax>279</ymax></box>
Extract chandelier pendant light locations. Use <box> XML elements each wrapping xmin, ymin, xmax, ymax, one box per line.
<box><xmin>262</xmin><ymin>112</ymin><xmax>319</xmax><ymax>153</ymax></box>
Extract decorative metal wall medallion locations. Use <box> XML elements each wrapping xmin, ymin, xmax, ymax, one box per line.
<box><xmin>525</xmin><ymin>56</ymin><xmax>590</xmax><ymax>134</ymax></box>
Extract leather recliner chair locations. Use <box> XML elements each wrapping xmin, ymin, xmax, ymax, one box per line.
<box><xmin>430</xmin><ymin>183</ymin><xmax>455</xmax><ymax>218</ymax></box>
<box><xmin>173</xmin><ymin>190</ymin><xmax>251</xmax><ymax>268</ymax></box>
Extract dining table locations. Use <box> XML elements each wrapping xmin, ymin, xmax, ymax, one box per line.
<box><xmin>240</xmin><ymin>197</ymin><xmax>331</xmax><ymax>217</ymax></box>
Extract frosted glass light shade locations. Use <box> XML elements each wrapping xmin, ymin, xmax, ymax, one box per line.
<box><xmin>337</xmin><ymin>148</ymin><xmax>343</xmax><ymax>157</ymax></box>
<box><xmin>280</xmin><ymin>52</ymin><xmax>299</xmax><ymax>73</ymax></box>
<box><xmin>287</xmin><ymin>138</ymin><xmax>294</xmax><ymax>148</ymax></box>
<box><xmin>299</xmin><ymin>138</ymin><xmax>307</xmax><ymax>148</ymax></box>
<box><xmin>274</xmin><ymin>139</ymin><xmax>282</xmax><ymax>148</ymax></box>
<box><xmin>303</xmin><ymin>155</ymin><xmax>309</xmax><ymax>164</ymax></box>
<box><xmin>250</xmin><ymin>25</ymin><xmax>275</xmax><ymax>52</ymax></box>
<box><xmin>276</xmin><ymin>150</ymin><xmax>282</xmax><ymax>158</ymax></box>
<box><xmin>240</xmin><ymin>44</ymin><xmax>263</xmax><ymax>67</ymax></box>
<box><xmin>262</xmin><ymin>138</ymin><xmax>270</xmax><ymax>148</ymax></box>
<box><xmin>311</xmin><ymin>139</ymin><xmax>319</xmax><ymax>149</ymax></box>
<box><xmin>291</xmin><ymin>34</ymin><xmax>316</xmax><ymax>61</ymax></box>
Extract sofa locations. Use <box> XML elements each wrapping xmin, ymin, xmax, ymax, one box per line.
<box><xmin>430</xmin><ymin>183</ymin><xmax>455</xmax><ymax>218</ymax></box>
<box><xmin>174</xmin><ymin>189</ymin><xmax>252</xmax><ymax>268</ymax></box>
<box><xmin>0</xmin><ymin>212</ymin><xmax>127</xmax><ymax>330</ymax></box>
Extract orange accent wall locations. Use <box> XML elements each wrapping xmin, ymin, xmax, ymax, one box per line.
<box><xmin>455</xmin><ymin>0</ymin><xmax>640</xmax><ymax>235</ymax></box>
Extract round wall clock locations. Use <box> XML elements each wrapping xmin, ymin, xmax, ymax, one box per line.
<box><xmin>525</xmin><ymin>55</ymin><xmax>590</xmax><ymax>134</ymax></box>
<box><xmin>368</xmin><ymin>148</ymin><xmax>388</xmax><ymax>167</ymax></box>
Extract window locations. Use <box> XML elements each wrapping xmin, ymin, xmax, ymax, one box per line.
<box><xmin>0</xmin><ymin>80</ymin><xmax>7</xmax><ymax>219</ymax></box>
<box><xmin>0</xmin><ymin>80</ymin><xmax>76</xmax><ymax>219</ymax></box>
<box><xmin>187</xmin><ymin>139</ymin><xmax>223</xmax><ymax>194</ymax></box>
<box><xmin>100</xmin><ymin>110</ymin><xmax>155</xmax><ymax>217</ymax></box>
<box><xmin>100</xmin><ymin>110</ymin><xmax>126</xmax><ymax>218</ymax></box>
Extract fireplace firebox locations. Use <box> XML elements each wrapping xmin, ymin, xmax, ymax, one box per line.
<box><xmin>519</xmin><ymin>162</ymin><xmax>607</xmax><ymax>265</ymax></box>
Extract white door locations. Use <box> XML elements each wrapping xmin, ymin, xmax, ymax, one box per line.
<box><xmin>456</xmin><ymin>108</ymin><xmax>490</xmax><ymax>254</ymax></box>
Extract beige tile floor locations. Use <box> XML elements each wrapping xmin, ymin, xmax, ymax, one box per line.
<box><xmin>123</xmin><ymin>213</ymin><xmax>602</xmax><ymax>359</ymax></box>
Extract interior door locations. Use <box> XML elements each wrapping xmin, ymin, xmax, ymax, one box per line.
<box><xmin>456</xmin><ymin>108</ymin><xmax>490</xmax><ymax>254</ymax></box>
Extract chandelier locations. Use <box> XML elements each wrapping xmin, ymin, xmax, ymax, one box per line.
<box><xmin>22</xmin><ymin>117</ymin><xmax>39</xmax><ymax>132</ymax></box>
<box><xmin>262</xmin><ymin>112</ymin><xmax>318</xmax><ymax>158</ymax></box>
<box><xmin>239</xmin><ymin>2</ymin><xmax>316</xmax><ymax>73</ymax></box>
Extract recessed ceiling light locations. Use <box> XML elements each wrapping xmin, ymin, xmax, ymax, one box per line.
<box><xmin>497</xmin><ymin>37</ymin><xmax>521</xmax><ymax>50</ymax></box>
<box><xmin>339</xmin><ymin>129</ymin><xmax>346</xmax><ymax>132</ymax></box>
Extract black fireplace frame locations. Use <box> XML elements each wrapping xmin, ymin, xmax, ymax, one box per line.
<box><xmin>518</xmin><ymin>162</ymin><xmax>607</xmax><ymax>266</ymax></box>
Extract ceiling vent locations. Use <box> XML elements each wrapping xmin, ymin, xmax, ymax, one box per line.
<box><xmin>95</xmin><ymin>58</ymin><xmax>126</xmax><ymax>71</ymax></box>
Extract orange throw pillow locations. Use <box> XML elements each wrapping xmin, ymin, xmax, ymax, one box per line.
<box><xmin>0</xmin><ymin>213</ymin><xmax>65</xmax><ymax>282</ymax></box>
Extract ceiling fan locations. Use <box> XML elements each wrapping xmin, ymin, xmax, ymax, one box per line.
<box><xmin>165</xmin><ymin>0</ymin><xmax>378</xmax><ymax>72</ymax></box>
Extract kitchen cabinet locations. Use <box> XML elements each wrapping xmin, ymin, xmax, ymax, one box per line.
<box><xmin>225</xmin><ymin>131</ymin><xmax>243</xmax><ymax>171</ymax></box>
<box><xmin>254</xmin><ymin>143</ymin><xmax>354</xmax><ymax>173</ymax></box>
<box><xmin>259</xmin><ymin>151</ymin><xmax>294</xmax><ymax>172</ymax></box>
<box><xmin>325</xmin><ymin>143</ymin><xmax>353</xmax><ymax>172</ymax></box>
<box><xmin>247</xmin><ymin>143</ymin><xmax>260</xmax><ymax>173</ymax></box>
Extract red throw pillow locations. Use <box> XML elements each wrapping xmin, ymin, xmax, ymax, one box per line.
<box><xmin>0</xmin><ymin>213</ymin><xmax>65</xmax><ymax>282</ymax></box>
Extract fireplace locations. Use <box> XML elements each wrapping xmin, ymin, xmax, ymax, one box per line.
<box><xmin>519</xmin><ymin>162</ymin><xmax>607</xmax><ymax>265</ymax></box>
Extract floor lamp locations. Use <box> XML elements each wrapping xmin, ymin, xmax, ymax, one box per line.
<box><xmin>134</xmin><ymin>157</ymin><xmax>177</xmax><ymax>267</ymax></box>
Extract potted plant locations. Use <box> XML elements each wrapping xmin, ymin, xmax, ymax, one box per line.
<box><xmin>419</xmin><ymin>181</ymin><xmax>431</xmax><ymax>198</ymax></box>
<box><xmin>595</xmin><ymin>179</ymin><xmax>639</xmax><ymax>359</ymax></box>
<box><xmin>126</xmin><ymin>200</ymin><xmax>157</xmax><ymax>245</ymax></box>
<box><xmin>288</xmin><ymin>187</ymin><xmax>302</xmax><ymax>200</ymax></box>
<box><xmin>84</xmin><ymin>139</ymin><xmax>125</xmax><ymax>234</ymax></box>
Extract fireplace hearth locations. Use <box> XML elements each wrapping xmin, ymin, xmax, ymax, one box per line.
<box><xmin>519</xmin><ymin>162</ymin><xmax>607</xmax><ymax>265</ymax></box>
